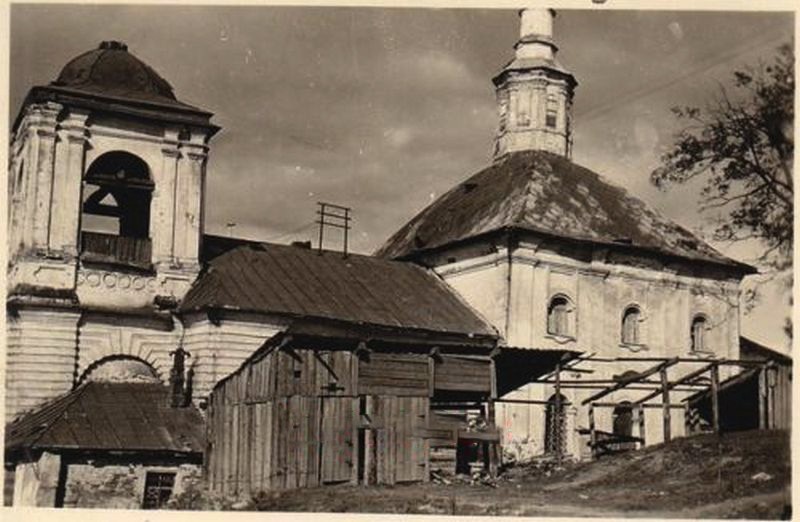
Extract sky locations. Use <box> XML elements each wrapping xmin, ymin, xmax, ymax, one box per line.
<box><xmin>9</xmin><ymin>4</ymin><xmax>794</xmax><ymax>350</ymax></box>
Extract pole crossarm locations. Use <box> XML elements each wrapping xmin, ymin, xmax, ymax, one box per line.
<box><xmin>634</xmin><ymin>361</ymin><xmax>719</xmax><ymax>405</ymax></box>
<box><xmin>581</xmin><ymin>357</ymin><xmax>679</xmax><ymax>405</ymax></box>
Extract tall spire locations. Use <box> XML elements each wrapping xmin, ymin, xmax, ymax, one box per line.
<box><xmin>492</xmin><ymin>8</ymin><xmax>577</xmax><ymax>160</ymax></box>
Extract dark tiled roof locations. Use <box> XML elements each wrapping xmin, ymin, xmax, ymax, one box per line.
<box><xmin>5</xmin><ymin>382</ymin><xmax>205</xmax><ymax>455</ymax></box>
<box><xmin>376</xmin><ymin>150</ymin><xmax>755</xmax><ymax>273</ymax></box>
<box><xmin>14</xmin><ymin>41</ymin><xmax>216</xmax><ymax>133</ymax></box>
<box><xmin>493</xmin><ymin>56</ymin><xmax>576</xmax><ymax>86</ymax></box>
<box><xmin>51</xmin><ymin>41</ymin><xmax>199</xmax><ymax>112</ymax></box>
<box><xmin>181</xmin><ymin>241</ymin><xmax>497</xmax><ymax>339</ymax></box>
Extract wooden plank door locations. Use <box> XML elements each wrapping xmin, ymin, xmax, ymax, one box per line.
<box><xmin>371</xmin><ymin>396</ymin><xmax>429</xmax><ymax>484</ymax></box>
<box><xmin>394</xmin><ymin>396</ymin><xmax>429</xmax><ymax>483</ymax></box>
<box><xmin>320</xmin><ymin>397</ymin><xmax>356</xmax><ymax>483</ymax></box>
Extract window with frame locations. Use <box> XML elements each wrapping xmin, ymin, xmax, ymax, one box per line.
<box><xmin>546</xmin><ymin>94</ymin><xmax>558</xmax><ymax>128</ymax></box>
<box><xmin>142</xmin><ymin>471</ymin><xmax>176</xmax><ymax>510</ymax></box>
<box><xmin>547</xmin><ymin>296</ymin><xmax>572</xmax><ymax>337</ymax></box>
<box><xmin>691</xmin><ymin>315</ymin><xmax>707</xmax><ymax>352</ymax></box>
<box><xmin>621</xmin><ymin>306</ymin><xmax>641</xmax><ymax>345</ymax></box>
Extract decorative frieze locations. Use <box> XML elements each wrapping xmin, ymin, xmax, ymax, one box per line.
<box><xmin>76</xmin><ymin>269</ymin><xmax>157</xmax><ymax>292</ymax></box>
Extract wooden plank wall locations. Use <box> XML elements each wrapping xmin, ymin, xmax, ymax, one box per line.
<box><xmin>772</xmin><ymin>364</ymin><xmax>792</xmax><ymax>430</ymax></box>
<box><xmin>358</xmin><ymin>352</ymin><xmax>429</xmax><ymax>396</ymax></box>
<box><xmin>208</xmin><ymin>347</ymin><xmax>356</xmax><ymax>496</ymax></box>
<box><xmin>434</xmin><ymin>355</ymin><xmax>491</xmax><ymax>393</ymax></box>
<box><xmin>427</xmin><ymin>411</ymin><xmax>467</xmax><ymax>472</ymax></box>
<box><xmin>209</xmin><ymin>347</ymin><xmax>456</xmax><ymax>495</ymax></box>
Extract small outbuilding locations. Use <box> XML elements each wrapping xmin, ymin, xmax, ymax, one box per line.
<box><xmin>4</xmin><ymin>381</ymin><xmax>205</xmax><ymax>508</ymax></box>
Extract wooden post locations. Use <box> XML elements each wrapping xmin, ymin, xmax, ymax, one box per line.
<box><xmin>758</xmin><ymin>365</ymin><xmax>767</xmax><ymax>430</ymax></box>
<box><xmin>554</xmin><ymin>360</ymin><xmax>563</xmax><ymax>466</ymax></box>
<box><xmin>588</xmin><ymin>404</ymin><xmax>597</xmax><ymax>459</ymax></box>
<box><xmin>635</xmin><ymin>404</ymin><xmax>645</xmax><ymax>448</ymax></box>
<box><xmin>487</xmin><ymin>357</ymin><xmax>499</xmax><ymax>477</ymax></box>
<box><xmin>660</xmin><ymin>367</ymin><xmax>671</xmax><ymax>443</ymax></box>
<box><xmin>710</xmin><ymin>363</ymin><xmax>720</xmax><ymax>434</ymax></box>
<box><xmin>683</xmin><ymin>403</ymin><xmax>690</xmax><ymax>437</ymax></box>
<box><xmin>487</xmin><ymin>399</ymin><xmax>497</xmax><ymax>477</ymax></box>
<box><xmin>766</xmin><ymin>363</ymin><xmax>777</xmax><ymax>429</ymax></box>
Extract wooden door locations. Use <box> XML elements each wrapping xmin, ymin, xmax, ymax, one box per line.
<box><xmin>372</xmin><ymin>396</ymin><xmax>429</xmax><ymax>484</ymax></box>
<box><xmin>320</xmin><ymin>396</ymin><xmax>356</xmax><ymax>483</ymax></box>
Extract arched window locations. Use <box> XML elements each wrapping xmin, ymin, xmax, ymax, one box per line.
<box><xmin>81</xmin><ymin>151</ymin><xmax>153</xmax><ymax>265</ymax></box>
<box><xmin>547</xmin><ymin>295</ymin><xmax>572</xmax><ymax>337</ymax></box>
<box><xmin>621</xmin><ymin>306</ymin><xmax>641</xmax><ymax>345</ymax></box>
<box><xmin>691</xmin><ymin>315</ymin><xmax>708</xmax><ymax>352</ymax></box>
<box><xmin>544</xmin><ymin>393</ymin><xmax>567</xmax><ymax>456</ymax></box>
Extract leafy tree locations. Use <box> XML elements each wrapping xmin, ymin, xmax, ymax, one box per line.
<box><xmin>652</xmin><ymin>43</ymin><xmax>793</xmax><ymax>271</ymax></box>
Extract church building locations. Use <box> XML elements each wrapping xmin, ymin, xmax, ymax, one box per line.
<box><xmin>376</xmin><ymin>8</ymin><xmax>756</xmax><ymax>458</ymax></box>
<box><xmin>5</xmin><ymin>7</ymin><xmax>782</xmax><ymax>508</ymax></box>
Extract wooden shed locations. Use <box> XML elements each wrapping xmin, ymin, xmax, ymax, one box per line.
<box><xmin>206</xmin><ymin>329</ymin><xmax>576</xmax><ymax>496</ymax></box>
<box><xmin>207</xmin><ymin>330</ymin><xmax>494</xmax><ymax>495</ymax></box>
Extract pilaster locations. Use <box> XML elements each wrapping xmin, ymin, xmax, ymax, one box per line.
<box><xmin>49</xmin><ymin>109</ymin><xmax>89</xmax><ymax>258</ymax></box>
<box><xmin>153</xmin><ymin>132</ymin><xmax>181</xmax><ymax>266</ymax></box>
<box><xmin>30</xmin><ymin>103</ymin><xmax>62</xmax><ymax>254</ymax></box>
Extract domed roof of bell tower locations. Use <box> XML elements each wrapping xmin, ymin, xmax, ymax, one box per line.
<box><xmin>15</xmin><ymin>40</ymin><xmax>219</xmax><ymax>132</ymax></box>
<box><xmin>52</xmin><ymin>41</ymin><xmax>179</xmax><ymax>105</ymax></box>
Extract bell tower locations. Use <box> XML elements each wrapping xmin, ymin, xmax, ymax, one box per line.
<box><xmin>492</xmin><ymin>8</ymin><xmax>577</xmax><ymax>159</ymax></box>
<box><xmin>6</xmin><ymin>41</ymin><xmax>219</xmax><ymax>421</ymax></box>
<box><xmin>8</xmin><ymin>41</ymin><xmax>220</xmax><ymax>310</ymax></box>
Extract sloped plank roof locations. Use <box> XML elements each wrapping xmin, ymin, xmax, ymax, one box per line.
<box><xmin>376</xmin><ymin>150</ymin><xmax>755</xmax><ymax>274</ymax></box>
<box><xmin>5</xmin><ymin>382</ymin><xmax>205</xmax><ymax>454</ymax></box>
<box><xmin>182</xmin><ymin>241</ymin><xmax>497</xmax><ymax>339</ymax></box>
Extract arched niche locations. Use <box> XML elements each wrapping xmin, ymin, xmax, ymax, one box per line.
<box><xmin>78</xmin><ymin>354</ymin><xmax>161</xmax><ymax>385</ymax></box>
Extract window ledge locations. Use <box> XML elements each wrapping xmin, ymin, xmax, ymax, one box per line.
<box><xmin>619</xmin><ymin>343</ymin><xmax>648</xmax><ymax>353</ymax></box>
<box><xmin>545</xmin><ymin>333</ymin><xmax>576</xmax><ymax>344</ymax></box>
<box><xmin>687</xmin><ymin>350</ymin><xmax>717</xmax><ymax>359</ymax></box>
<box><xmin>80</xmin><ymin>256</ymin><xmax>156</xmax><ymax>275</ymax></box>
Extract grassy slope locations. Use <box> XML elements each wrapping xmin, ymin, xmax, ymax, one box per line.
<box><xmin>233</xmin><ymin>429</ymin><xmax>791</xmax><ymax>519</ymax></box>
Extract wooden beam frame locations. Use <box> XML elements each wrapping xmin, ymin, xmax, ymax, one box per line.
<box><xmin>581</xmin><ymin>358</ymin><xmax>679</xmax><ymax>405</ymax></box>
<box><xmin>592</xmin><ymin>402</ymin><xmax>685</xmax><ymax>409</ymax></box>
<box><xmin>634</xmin><ymin>361</ymin><xmax>718</xmax><ymax>405</ymax></box>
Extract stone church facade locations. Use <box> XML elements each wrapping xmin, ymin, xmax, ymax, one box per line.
<box><xmin>6</xmin><ymin>7</ymin><xmax>757</xmax><ymax>469</ymax></box>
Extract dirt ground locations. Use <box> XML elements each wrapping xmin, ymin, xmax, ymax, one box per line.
<box><xmin>246</xmin><ymin>429</ymin><xmax>791</xmax><ymax>519</ymax></box>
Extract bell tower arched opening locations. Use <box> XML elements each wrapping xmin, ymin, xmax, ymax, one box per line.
<box><xmin>80</xmin><ymin>151</ymin><xmax>154</xmax><ymax>266</ymax></box>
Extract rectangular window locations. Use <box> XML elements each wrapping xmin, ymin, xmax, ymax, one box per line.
<box><xmin>546</xmin><ymin>111</ymin><xmax>558</xmax><ymax>128</ymax></box>
<box><xmin>142</xmin><ymin>471</ymin><xmax>176</xmax><ymax>510</ymax></box>
<box><xmin>546</xmin><ymin>94</ymin><xmax>558</xmax><ymax>128</ymax></box>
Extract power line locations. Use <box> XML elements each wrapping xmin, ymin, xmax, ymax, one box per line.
<box><xmin>262</xmin><ymin>221</ymin><xmax>316</xmax><ymax>243</ymax></box>
<box><xmin>575</xmin><ymin>29</ymin><xmax>789</xmax><ymax>126</ymax></box>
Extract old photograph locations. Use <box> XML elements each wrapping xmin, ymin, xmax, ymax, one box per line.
<box><xmin>3</xmin><ymin>2</ymin><xmax>794</xmax><ymax>518</ymax></box>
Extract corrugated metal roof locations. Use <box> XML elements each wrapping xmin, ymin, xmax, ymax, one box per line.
<box><xmin>181</xmin><ymin>241</ymin><xmax>497</xmax><ymax>339</ymax></box>
<box><xmin>376</xmin><ymin>150</ymin><xmax>755</xmax><ymax>274</ymax></box>
<box><xmin>5</xmin><ymin>382</ymin><xmax>205</xmax><ymax>454</ymax></box>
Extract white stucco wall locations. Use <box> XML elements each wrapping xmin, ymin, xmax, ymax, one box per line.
<box><xmin>430</xmin><ymin>236</ymin><xmax>743</xmax><ymax>459</ymax></box>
